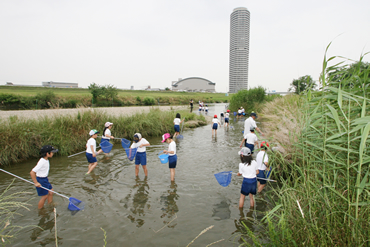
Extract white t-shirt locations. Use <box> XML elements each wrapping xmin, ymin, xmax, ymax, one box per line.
<box><xmin>102</xmin><ymin>129</ymin><xmax>111</xmax><ymax>139</ymax></box>
<box><xmin>256</xmin><ymin>151</ymin><xmax>269</xmax><ymax>170</ymax></box>
<box><xmin>244</xmin><ymin>117</ymin><xmax>257</xmax><ymax>134</ymax></box>
<box><xmin>174</xmin><ymin>118</ymin><xmax>181</xmax><ymax>126</ymax></box>
<box><xmin>212</xmin><ymin>118</ymin><xmax>220</xmax><ymax>124</ymax></box>
<box><xmin>131</xmin><ymin>138</ymin><xmax>150</xmax><ymax>153</ymax></box>
<box><xmin>238</xmin><ymin>109</ymin><xmax>242</xmax><ymax>114</ymax></box>
<box><xmin>244</xmin><ymin>132</ymin><xmax>258</xmax><ymax>145</ymax></box>
<box><xmin>225</xmin><ymin>113</ymin><xmax>229</xmax><ymax>118</ymax></box>
<box><xmin>242</xmin><ymin>108</ymin><xmax>245</xmax><ymax>113</ymax></box>
<box><xmin>239</xmin><ymin>160</ymin><xmax>258</xmax><ymax>178</ymax></box>
<box><xmin>86</xmin><ymin>138</ymin><xmax>97</xmax><ymax>154</ymax></box>
<box><xmin>168</xmin><ymin>140</ymin><xmax>176</xmax><ymax>156</ymax></box>
<box><xmin>32</xmin><ymin>158</ymin><xmax>50</xmax><ymax>177</ymax></box>
<box><xmin>205</xmin><ymin>107</ymin><xmax>208</xmax><ymax>111</ymax></box>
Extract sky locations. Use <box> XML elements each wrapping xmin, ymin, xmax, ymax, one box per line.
<box><xmin>1</xmin><ymin>0</ymin><xmax>369</xmax><ymax>93</ymax></box>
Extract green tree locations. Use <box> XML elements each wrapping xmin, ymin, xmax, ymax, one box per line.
<box><xmin>88</xmin><ymin>83</ymin><xmax>104</xmax><ymax>102</ymax></box>
<box><xmin>229</xmin><ymin>86</ymin><xmax>266</xmax><ymax>113</ymax></box>
<box><xmin>102</xmin><ymin>84</ymin><xmax>118</xmax><ymax>101</ymax></box>
<box><xmin>288</xmin><ymin>75</ymin><xmax>316</xmax><ymax>94</ymax></box>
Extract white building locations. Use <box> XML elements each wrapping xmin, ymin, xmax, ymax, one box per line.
<box><xmin>171</xmin><ymin>77</ymin><xmax>216</xmax><ymax>92</ymax></box>
<box><xmin>42</xmin><ymin>81</ymin><xmax>78</xmax><ymax>88</ymax></box>
<box><xmin>229</xmin><ymin>7</ymin><xmax>250</xmax><ymax>93</ymax></box>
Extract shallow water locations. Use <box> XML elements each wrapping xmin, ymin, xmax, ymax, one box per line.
<box><xmin>0</xmin><ymin>104</ymin><xmax>274</xmax><ymax>246</ymax></box>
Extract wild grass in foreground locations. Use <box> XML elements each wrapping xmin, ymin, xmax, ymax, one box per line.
<box><xmin>0</xmin><ymin>180</ymin><xmax>32</xmax><ymax>245</ymax></box>
<box><xmin>238</xmin><ymin>48</ymin><xmax>370</xmax><ymax>246</ymax></box>
<box><xmin>0</xmin><ymin>108</ymin><xmax>206</xmax><ymax>165</ymax></box>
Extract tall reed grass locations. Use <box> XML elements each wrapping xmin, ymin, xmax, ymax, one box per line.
<box><xmin>0</xmin><ymin>109</ymin><xmax>206</xmax><ymax>165</ymax></box>
<box><xmin>239</xmin><ymin>47</ymin><xmax>370</xmax><ymax>246</ymax></box>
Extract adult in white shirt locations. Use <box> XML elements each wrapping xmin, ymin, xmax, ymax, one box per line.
<box><xmin>237</xmin><ymin>147</ymin><xmax>259</xmax><ymax>208</ymax></box>
<box><xmin>244</xmin><ymin>112</ymin><xmax>264</xmax><ymax>136</ymax></box>
<box><xmin>131</xmin><ymin>133</ymin><xmax>150</xmax><ymax>177</ymax></box>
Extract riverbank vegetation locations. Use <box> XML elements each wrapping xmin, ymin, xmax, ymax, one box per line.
<box><xmin>0</xmin><ymin>108</ymin><xmax>206</xmax><ymax>165</ymax></box>
<box><xmin>0</xmin><ymin>86</ymin><xmax>229</xmax><ymax>110</ymax></box>
<box><xmin>238</xmin><ymin>48</ymin><xmax>370</xmax><ymax>245</ymax></box>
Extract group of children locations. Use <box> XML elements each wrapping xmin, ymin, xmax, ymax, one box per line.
<box><xmin>31</xmin><ymin>108</ymin><xmax>269</xmax><ymax>211</ymax></box>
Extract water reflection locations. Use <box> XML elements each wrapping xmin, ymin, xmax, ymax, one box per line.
<box><xmin>212</xmin><ymin>200</ymin><xmax>231</xmax><ymax>220</ymax></box>
<box><xmin>160</xmin><ymin>181</ymin><xmax>179</xmax><ymax>228</ymax></box>
<box><xmin>232</xmin><ymin>207</ymin><xmax>256</xmax><ymax>245</ymax></box>
<box><xmin>30</xmin><ymin>207</ymin><xmax>62</xmax><ymax>245</ymax></box>
<box><xmin>126</xmin><ymin>176</ymin><xmax>150</xmax><ymax>228</ymax></box>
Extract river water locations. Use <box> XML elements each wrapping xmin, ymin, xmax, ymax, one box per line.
<box><xmin>0</xmin><ymin>104</ymin><xmax>274</xmax><ymax>246</ymax></box>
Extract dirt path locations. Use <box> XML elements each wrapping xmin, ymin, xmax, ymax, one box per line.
<box><xmin>0</xmin><ymin>105</ymin><xmax>188</xmax><ymax>121</ymax></box>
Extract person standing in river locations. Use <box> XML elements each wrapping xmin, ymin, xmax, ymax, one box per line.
<box><xmin>30</xmin><ymin>145</ymin><xmax>58</xmax><ymax>209</ymax></box>
<box><xmin>162</xmin><ymin>133</ymin><xmax>177</xmax><ymax>181</ymax></box>
<box><xmin>244</xmin><ymin>112</ymin><xmax>264</xmax><ymax>136</ymax></box>
<box><xmin>101</xmin><ymin>122</ymin><xmax>114</xmax><ymax>155</ymax></box>
<box><xmin>190</xmin><ymin>99</ymin><xmax>193</xmax><ymax>112</ymax></box>
<box><xmin>257</xmin><ymin>141</ymin><xmax>270</xmax><ymax>193</ymax></box>
<box><xmin>237</xmin><ymin>147</ymin><xmax>259</xmax><ymax>208</ymax></box>
<box><xmin>130</xmin><ymin>133</ymin><xmax>150</xmax><ymax>177</ymax></box>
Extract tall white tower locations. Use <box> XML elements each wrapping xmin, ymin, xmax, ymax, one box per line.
<box><xmin>229</xmin><ymin>7</ymin><xmax>250</xmax><ymax>93</ymax></box>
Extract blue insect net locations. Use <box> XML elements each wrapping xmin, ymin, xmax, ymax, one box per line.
<box><xmin>214</xmin><ymin>171</ymin><xmax>232</xmax><ymax>187</ymax></box>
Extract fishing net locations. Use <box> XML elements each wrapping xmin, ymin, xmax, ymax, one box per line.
<box><xmin>121</xmin><ymin>138</ymin><xmax>131</xmax><ymax>149</ymax></box>
<box><xmin>125</xmin><ymin>148</ymin><xmax>137</xmax><ymax>161</ymax></box>
<box><xmin>214</xmin><ymin>171</ymin><xmax>232</xmax><ymax>187</ymax></box>
<box><xmin>68</xmin><ymin>197</ymin><xmax>85</xmax><ymax>211</ymax></box>
<box><xmin>100</xmin><ymin>141</ymin><xmax>113</xmax><ymax>153</ymax></box>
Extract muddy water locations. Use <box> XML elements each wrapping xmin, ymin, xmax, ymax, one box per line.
<box><xmin>0</xmin><ymin>104</ymin><xmax>274</xmax><ymax>246</ymax></box>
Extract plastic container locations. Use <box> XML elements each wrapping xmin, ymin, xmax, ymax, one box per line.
<box><xmin>158</xmin><ymin>152</ymin><xmax>169</xmax><ymax>164</ymax></box>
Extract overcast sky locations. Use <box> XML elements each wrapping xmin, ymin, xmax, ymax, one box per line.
<box><xmin>1</xmin><ymin>0</ymin><xmax>369</xmax><ymax>92</ymax></box>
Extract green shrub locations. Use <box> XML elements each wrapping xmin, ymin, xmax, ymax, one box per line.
<box><xmin>143</xmin><ymin>97</ymin><xmax>155</xmax><ymax>105</ymax></box>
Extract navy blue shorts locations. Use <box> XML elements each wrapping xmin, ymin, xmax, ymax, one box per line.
<box><xmin>238</xmin><ymin>113</ymin><xmax>242</xmax><ymax>116</ymax></box>
<box><xmin>199</xmin><ymin>109</ymin><xmax>201</xmax><ymax>111</ymax></box>
<box><xmin>135</xmin><ymin>152</ymin><xmax>147</xmax><ymax>165</ymax></box>
<box><xmin>257</xmin><ymin>170</ymin><xmax>267</xmax><ymax>184</ymax></box>
<box><xmin>168</xmin><ymin>154</ymin><xmax>177</xmax><ymax>169</ymax></box>
<box><xmin>36</xmin><ymin>177</ymin><xmax>52</xmax><ymax>196</ymax></box>
<box><xmin>245</xmin><ymin>143</ymin><xmax>255</xmax><ymax>153</ymax></box>
<box><xmin>86</xmin><ymin>153</ymin><xmax>97</xmax><ymax>163</ymax></box>
<box><xmin>241</xmin><ymin>177</ymin><xmax>257</xmax><ymax>196</ymax></box>
<box><xmin>212</xmin><ymin>123</ymin><xmax>218</xmax><ymax>130</ymax></box>
<box><xmin>225</xmin><ymin>118</ymin><xmax>229</xmax><ymax>123</ymax></box>
<box><xmin>174</xmin><ymin>125</ymin><xmax>180</xmax><ymax>132</ymax></box>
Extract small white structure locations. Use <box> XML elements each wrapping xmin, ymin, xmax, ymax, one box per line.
<box><xmin>171</xmin><ymin>77</ymin><xmax>216</xmax><ymax>92</ymax></box>
<box><xmin>42</xmin><ymin>81</ymin><xmax>78</xmax><ymax>88</ymax></box>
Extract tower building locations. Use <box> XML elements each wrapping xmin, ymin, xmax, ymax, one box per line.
<box><xmin>229</xmin><ymin>7</ymin><xmax>250</xmax><ymax>93</ymax></box>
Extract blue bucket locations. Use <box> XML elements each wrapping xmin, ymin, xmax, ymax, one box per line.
<box><xmin>158</xmin><ymin>152</ymin><xmax>169</xmax><ymax>164</ymax></box>
<box><xmin>233</xmin><ymin>112</ymin><xmax>237</xmax><ymax>116</ymax></box>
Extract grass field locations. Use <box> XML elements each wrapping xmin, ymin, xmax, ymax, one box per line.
<box><xmin>0</xmin><ymin>86</ymin><xmax>230</xmax><ymax>102</ymax></box>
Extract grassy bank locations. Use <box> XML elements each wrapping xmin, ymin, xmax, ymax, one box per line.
<box><xmin>238</xmin><ymin>50</ymin><xmax>370</xmax><ymax>245</ymax></box>
<box><xmin>0</xmin><ymin>86</ymin><xmax>229</xmax><ymax>110</ymax></box>
<box><xmin>0</xmin><ymin>109</ymin><xmax>206</xmax><ymax>165</ymax></box>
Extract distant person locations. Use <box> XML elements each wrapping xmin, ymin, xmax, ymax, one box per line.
<box><xmin>85</xmin><ymin>129</ymin><xmax>104</xmax><ymax>174</ymax></box>
<box><xmin>190</xmin><ymin>99</ymin><xmax>194</xmax><ymax>112</ymax></box>
<box><xmin>241</xmin><ymin>107</ymin><xmax>245</xmax><ymax>116</ymax></box>
<box><xmin>240</xmin><ymin>127</ymin><xmax>258</xmax><ymax>153</ymax></box>
<box><xmin>212</xmin><ymin>114</ymin><xmax>221</xmax><ymax>135</ymax></box>
<box><xmin>130</xmin><ymin>133</ymin><xmax>150</xmax><ymax>177</ymax></box>
<box><xmin>237</xmin><ymin>147</ymin><xmax>259</xmax><ymax>208</ymax></box>
<box><xmin>257</xmin><ymin>141</ymin><xmax>269</xmax><ymax>193</ymax></box>
<box><xmin>199</xmin><ymin>105</ymin><xmax>202</xmax><ymax>113</ymax></box>
<box><xmin>162</xmin><ymin>133</ymin><xmax>177</xmax><ymax>181</ymax></box>
<box><xmin>237</xmin><ymin>108</ymin><xmax>242</xmax><ymax>119</ymax></box>
<box><xmin>224</xmin><ymin>110</ymin><xmax>230</xmax><ymax>127</ymax></box>
<box><xmin>220</xmin><ymin>111</ymin><xmax>224</xmax><ymax>123</ymax></box>
<box><xmin>173</xmin><ymin>113</ymin><xmax>185</xmax><ymax>138</ymax></box>
<box><xmin>30</xmin><ymin>145</ymin><xmax>58</xmax><ymax>209</ymax></box>
<box><xmin>244</xmin><ymin>112</ymin><xmax>264</xmax><ymax>136</ymax></box>
<box><xmin>205</xmin><ymin>105</ymin><xmax>209</xmax><ymax>115</ymax></box>
<box><xmin>101</xmin><ymin>122</ymin><xmax>114</xmax><ymax>155</ymax></box>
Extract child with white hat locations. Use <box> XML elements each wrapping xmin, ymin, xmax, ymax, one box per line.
<box><xmin>86</xmin><ymin>129</ymin><xmax>103</xmax><ymax>174</ymax></box>
<box><xmin>130</xmin><ymin>133</ymin><xmax>150</xmax><ymax>177</ymax></box>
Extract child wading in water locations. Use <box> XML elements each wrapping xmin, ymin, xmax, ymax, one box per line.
<box><xmin>30</xmin><ymin>145</ymin><xmax>58</xmax><ymax>209</ymax></box>
<box><xmin>130</xmin><ymin>133</ymin><xmax>150</xmax><ymax>177</ymax></box>
<box><xmin>173</xmin><ymin>113</ymin><xmax>185</xmax><ymax>138</ymax></box>
<box><xmin>224</xmin><ymin>109</ymin><xmax>230</xmax><ymax>127</ymax></box>
<box><xmin>101</xmin><ymin>122</ymin><xmax>114</xmax><ymax>154</ymax></box>
<box><xmin>162</xmin><ymin>133</ymin><xmax>177</xmax><ymax>181</ymax></box>
<box><xmin>257</xmin><ymin>141</ymin><xmax>269</xmax><ymax>193</ymax></box>
<box><xmin>237</xmin><ymin>147</ymin><xmax>259</xmax><ymax>208</ymax></box>
<box><xmin>212</xmin><ymin>115</ymin><xmax>221</xmax><ymax>135</ymax></box>
<box><xmin>240</xmin><ymin>127</ymin><xmax>258</xmax><ymax>153</ymax></box>
<box><xmin>86</xmin><ymin>129</ymin><xmax>103</xmax><ymax>174</ymax></box>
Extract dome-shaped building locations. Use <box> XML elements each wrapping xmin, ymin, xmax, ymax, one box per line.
<box><xmin>171</xmin><ymin>77</ymin><xmax>216</xmax><ymax>92</ymax></box>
